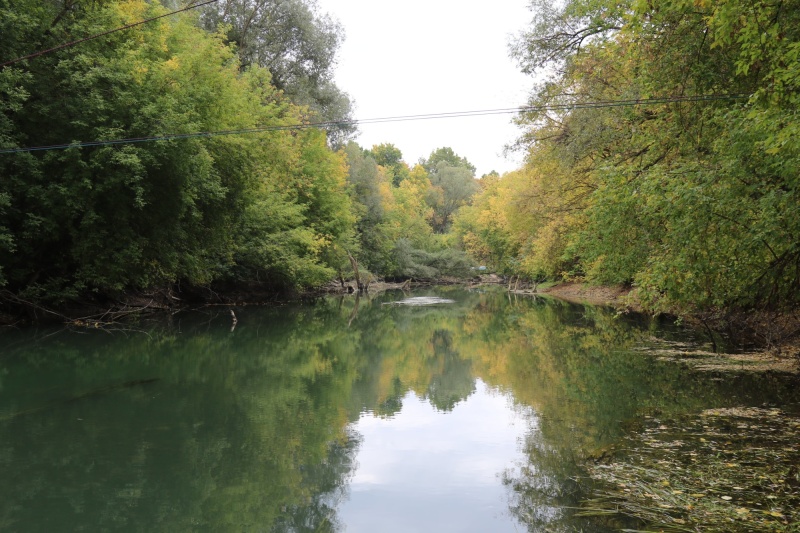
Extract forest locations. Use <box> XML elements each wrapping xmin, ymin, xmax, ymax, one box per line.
<box><xmin>1</xmin><ymin>0</ymin><xmax>799</xmax><ymax>320</ymax></box>
<box><xmin>457</xmin><ymin>0</ymin><xmax>800</xmax><ymax>315</ymax></box>
<box><xmin>0</xmin><ymin>0</ymin><xmax>477</xmax><ymax>310</ymax></box>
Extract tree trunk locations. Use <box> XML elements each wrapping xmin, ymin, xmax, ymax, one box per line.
<box><xmin>347</xmin><ymin>252</ymin><xmax>362</xmax><ymax>292</ymax></box>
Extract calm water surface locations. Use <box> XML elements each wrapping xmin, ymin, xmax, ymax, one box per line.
<box><xmin>1</xmin><ymin>288</ymin><xmax>797</xmax><ymax>532</ymax></box>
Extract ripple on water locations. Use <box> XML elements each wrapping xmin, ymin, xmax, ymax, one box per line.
<box><xmin>383</xmin><ymin>296</ymin><xmax>456</xmax><ymax>306</ymax></box>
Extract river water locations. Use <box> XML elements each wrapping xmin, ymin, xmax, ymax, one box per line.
<box><xmin>0</xmin><ymin>287</ymin><xmax>796</xmax><ymax>531</ymax></box>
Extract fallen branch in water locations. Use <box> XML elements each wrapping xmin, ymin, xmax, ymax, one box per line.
<box><xmin>0</xmin><ymin>289</ymin><xmax>163</xmax><ymax>328</ymax></box>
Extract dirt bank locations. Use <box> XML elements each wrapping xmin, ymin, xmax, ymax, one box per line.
<box><xmin>536</xmin><ymin>281</ymin><xmax>635</xmax><ymax>308</ymax></box>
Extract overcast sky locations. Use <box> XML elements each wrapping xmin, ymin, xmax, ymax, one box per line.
<box><xmin>315</xmin><ymin>0</ymin><xmax>535</xmax><ymax>177</ymax></box>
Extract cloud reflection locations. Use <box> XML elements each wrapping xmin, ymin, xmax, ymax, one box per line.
<box><xmin>340</xmin><ymin>380</ymin><xmax>528</xmax><ymax>532</ymax></box>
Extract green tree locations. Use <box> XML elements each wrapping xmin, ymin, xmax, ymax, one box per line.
<box><xmin>343</xmin><ymin>142</ymin><xmax>397</xmax><ymax>274</ymax></box>
<box><xmin>340</xmin><ymin>145</ymin><xmax>473</xmax><ymax>279</ymax></box>
<box><xmin>0</xmin><ymin>0</ymin><xmax>357</xmax><ymax>303</ymax></box>
<box><xmin>420</xmin><ymin>146</ymin><xmax>476</xmax><ymax>176</ymax></box>
<box><xmin>426</xmin><ymin>162</ymin><xmax>479</xmax><ymax>234</ymax></box>
<box><xmin>367</xmin><ymin>142</ymin><xmax>410</xmax><ymax>186</ymax></box>
<box><xmin>200</xmin><ymin>0</ymin><xmax>355</xmax><ymax>145</ymax></box>
<box><xmin>505</xmin><ymin>0</ymin><xmax>800</xmax><ymax>311</ymax></box>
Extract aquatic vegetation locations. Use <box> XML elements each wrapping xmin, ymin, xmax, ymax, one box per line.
<box><xmin>583</xmin><ymin>407</ymin><xmax>800</xmax><ymax>532</ymax></box>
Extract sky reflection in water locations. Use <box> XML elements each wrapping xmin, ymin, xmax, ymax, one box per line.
<box><xmin>341</xmin><ymin>381</ymin><xmax>530</xmax><ymax>532</ymax></box>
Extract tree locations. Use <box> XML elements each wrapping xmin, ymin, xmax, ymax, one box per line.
<box><xmin>453</xmin><ymin>173</ymin><xmax>515</xmax><ymax>273</ymax></box>
<box><xmin>234</xmin><ymin>128</ymin><xmax>355</xmax><ymax>289</ymax></box>
<box><xmin>200</xmin><ymin>0</ymin><xmax>356</xmax><ymax>145</ymax></box>
<box><xmin>426</xmin><ymin>162</ymin><xmax>479</xmax><ymax>234</ymax></box>
<box><xmin>501</xmin><ymin>0</ymin><xmax>800</xmax><ymax>311</ymax></box>
<box><xmin>340</xmin><ymin>145</ymin><xmax>474</xmax><ymax>279</ymax></box>
<box><xmin>366</xmin><ymin>143</ymin><xmax>410</xmax><ymax>186</ymax></box>
<box><xmin>415</xmin><ymin>147</ymin><xmax>479</xmax><ymax>234</ymax></box>
<box><xmin>2</xmin><ymin>1</ymin><xmax>256</xmax><ymax>295</ymax></box>
<box><xmin>343</xmin><ymin>142</ymin><xmax>397</xmax><ymax>273</ymax></box>
<box><xmin>420</xmin><ymin>146</ymin><xmax>476</xmax><ymax>176</ymax></box>
<box><xmin>390</xmin><ymin>164</ymin><xmax>435</xmax><ymax>250</ymax></box>
<box><xmin>0</xmin><ymin>0</ymin><xmax>358</xmax><ymax>302</ymax></box>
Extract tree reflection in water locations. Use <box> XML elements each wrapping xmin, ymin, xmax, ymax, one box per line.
<box><xmin>0</xmin><ymin>288</ymin><xmax>796</xmax><ymax>531</ymax></box>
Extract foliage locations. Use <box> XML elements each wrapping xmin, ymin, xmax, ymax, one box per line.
<box><xmin>0</xmin><ymin>2</ymin><xmax>493</xmax><ymax>305</ymax></box>
<box><xmin>342</xmin><ymin>142</ymin><xmax>397</xmax><ymax>274</ymax></box>
<box><xmin>342</xmin><ymin>142</ymin><xmax>472</xmax><ymax>279</ymax></box>
<box><xmin>200</xmin><ymin>0</ymin><xmax>356</xmax><ymax>145</ymax></box>
<box><xmin>420</xmin><ymin>146</ymin><xmax>477</xmax><ymax>176</ymax></box>
<box><xmin>453</xmin><ymin>173</ymin><xmax>517</xmax><ymax>273</ymax></box>
<box><xmin>366</xmin><ymin>142</ymin><xmax>410</xmax><ymax>186</ymax></box>
<box><xmin>392</xmin><ymin>238</ymin><xmax>474</xmax><ymax>279</ymax></box>
<box><xmin>454</xmin><ymin>151</ymin><xmax>586</xmax><ymax>279</ymax></box>
<box><xmin>459</xmin><ymin>0</ymin><xmax>800</xmax><ymax>312</ymax></box>
<box><xmin>0</xmin><ymin>0</ymin><xmax>358</xmax><ymax>301</ymax></box>
<box><xmin>389</xmin><ymin>164</ymin><xmax>436</xmax><ymax>251</ymax></box>
<box><xmin>425</xmin><ymin>162</ymin><xmax>479</xmax><ymax>234</ymax></box>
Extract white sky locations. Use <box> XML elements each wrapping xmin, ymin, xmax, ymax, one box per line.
<box><xmin>315</xmin><ymin>0</ymin><xmax>535</xmax><ymax>177</ymax></box>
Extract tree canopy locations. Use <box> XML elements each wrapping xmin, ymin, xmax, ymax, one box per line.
<box><xmin>200</xmin><ymin>0</ymin><xmax>356</xmax><ymax>145</ymax></box>
<box><xmin>342</xmin><ymin>143</ymin><xmax>475</xmax><ymax>279</ymax></box>
<box><xmin>0</xmin><ymin>0</ymin><xmax>356</xmax><ymax>301</ymax></box>
<box><xmin>457</xmin><ymin>0</ymin><xmax>800</xmax><ymax>313</ymax></box>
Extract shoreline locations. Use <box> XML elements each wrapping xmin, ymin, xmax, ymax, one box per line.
<box><xmin>2</xmin><ymin>280</ymin><xmax>799</xmax><ymax>374</ymax></box>
<box><xmin>529</xmin><ymin>281</ymin><xmax>800</xmax><ymax>374</ymax></box>
<box><xmin>533</xmin><ymin>281</ymin><xmax>637</xmax><ymax>309</ymax></box>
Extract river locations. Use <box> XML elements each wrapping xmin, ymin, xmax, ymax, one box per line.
<box><xmin>0</xmin><ymin>287</ymin><xmax>797</xmax><ymax>531</ymax></box>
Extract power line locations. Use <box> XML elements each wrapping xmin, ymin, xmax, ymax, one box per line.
<box><xmin>0</xmin><ymin>0</ymin><xmax>221</xmax><ymax>69</ymax></box>
<box><xmin>0</xmin><ymin>94</ymin><xmax>750</xmax><ymax>155</ymax></box>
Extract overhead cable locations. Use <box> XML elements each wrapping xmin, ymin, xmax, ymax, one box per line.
<box><xmin>0</xmin><ymin>94</ymin><xmax>751</xmax><ymax>155</ymax></box>
<box><xmin>0</xmin><ymin>0</ymin><xmax>221</xmax><ymax>69</ymax></box>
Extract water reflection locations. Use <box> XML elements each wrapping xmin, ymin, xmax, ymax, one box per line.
<box><xmin>341</xmin><ymin>382</ymin><xmax>526</xmax><ymax>532</ymax></box>
<box><xmin>0</xmin><ymin>288</ymin><xmax>796</xmax><ymax>531</ymax></box>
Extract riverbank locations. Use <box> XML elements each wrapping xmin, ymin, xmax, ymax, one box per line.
<box><xmin>535</xmin><ymin>281</ymin><xmax>636</xmax><ymax>309</ymax></box>
<box><xmin>2</xmin><ymin>279</ymin><xmax>799</xmax><ymax>375</ymax></box>
<box><xmin>0</xmin><ymin>277</ymin><xmax>471</xmax><ymax>328</ymax></box>
<box><xmin>507</xmin><ymin>281</ymin><xmax>798</xmax><ymax>374</ymax></box>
